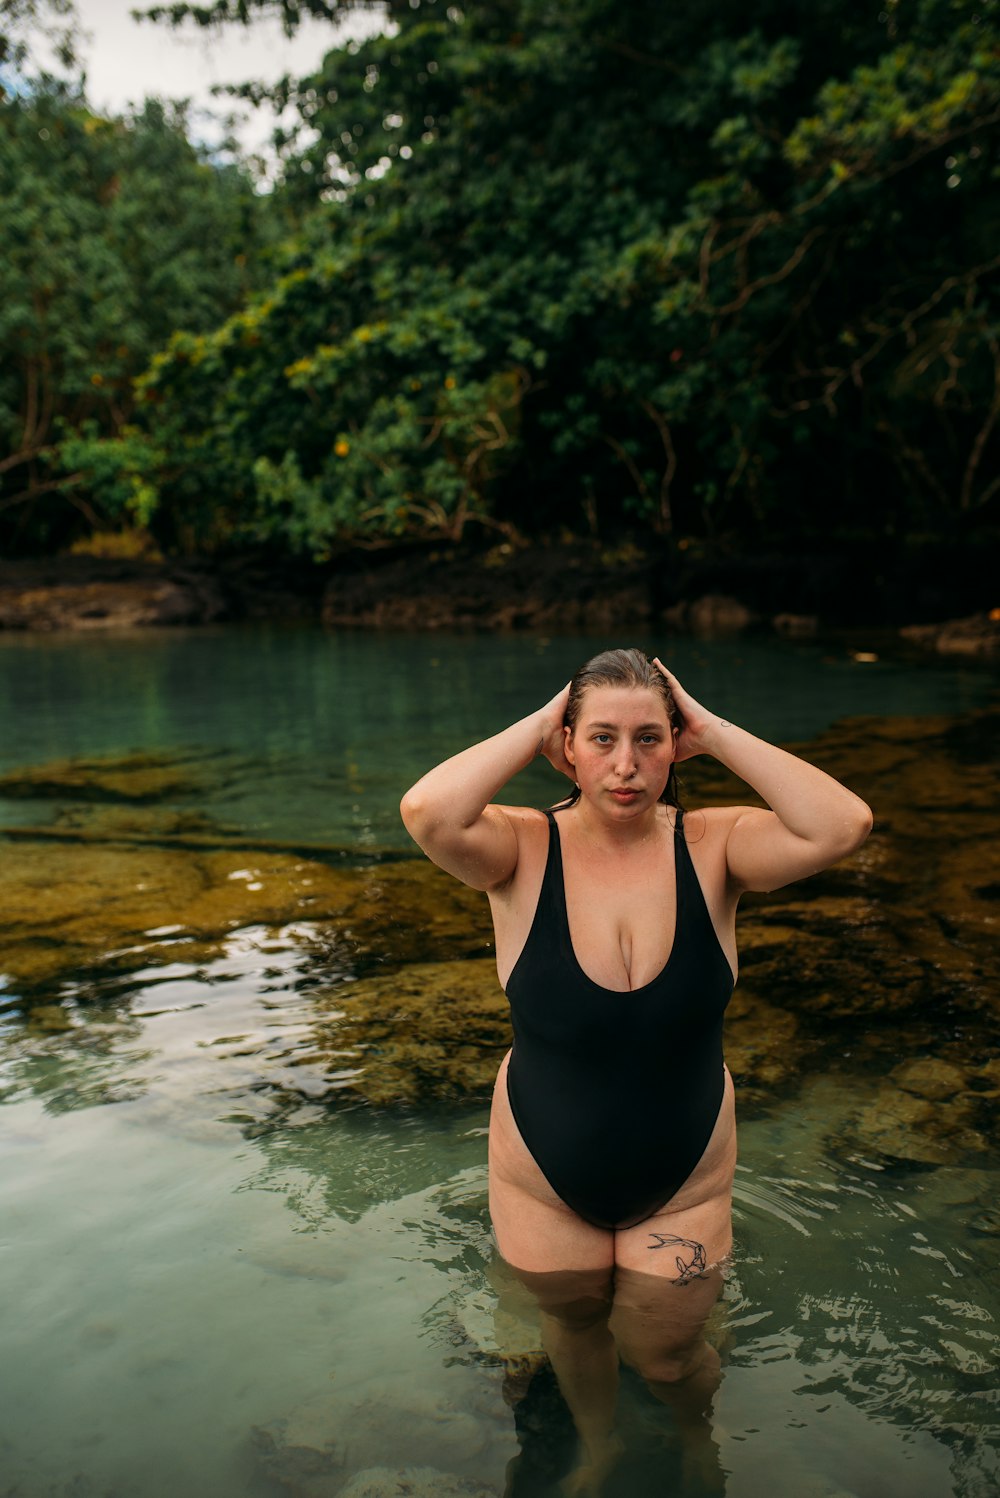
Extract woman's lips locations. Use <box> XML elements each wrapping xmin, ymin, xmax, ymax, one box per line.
<box><xmin>609</xmin><ymin>788</ymin><xmax>640</xmax><ymax>802</ymax></box>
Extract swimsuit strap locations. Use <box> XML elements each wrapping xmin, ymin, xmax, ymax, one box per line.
<box><xmin>672</xmin><ymin>805</ymin><xmax>697</xmax><ymax>887</ymax></box>
<box><xmin>672</xmin><ymin>805</ymin><xmax>728</xmax><ymax>958</ymax></box>
<box><xmin>537</xmin><ymin>808</ymin><xmax>570</xmax><ymax>939</ymax></box>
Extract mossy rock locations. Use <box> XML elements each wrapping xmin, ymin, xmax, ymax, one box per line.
<box><xmin>0</xmin><ymin>839</ymin><xmax>490</xmax><ymax>997</ymax></box>
<box><xmin>312</xmin><ymin>959</ymin><xmax>508</xmax><ymax>1105</ymax></box>
<box><xmin>840</xmin><ymin>1078</ymin><xmax>986</xmax><ymax>1166</ymax></box>
<box><xmin>301</xmin><ymin>965</ymin><xmax>809</xmax><ymax>1109</ymax></box>
<box><xmin>0</xmin><ymin>749</ymin><xmax>208</xmax><ymax>803</ymax></box>
<box><xmin>2</xmin><ymin>707</ymin><xmax>998</xmax><ymax>1127</ymax></box>
<box><xmin>892</xmin><ymin>1057</ymin><xmax>968</xmax><ymax>1102</ymax></box>
<box><xmin>723</xmin><ymin>987</ymin><xmax>803</xmax><ymax>1098</ymax></box>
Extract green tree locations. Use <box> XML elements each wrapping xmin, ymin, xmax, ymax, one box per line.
<box><xmin>11</xmin><ymin>0</ymin><xmax>1000</xmax><ymax>558</ymax></box>
<box><xmin>0</xmin><ymin>75</ymin><xmax>275</xmax><ymax>550</ymax></box>
<box><xmin>0</xmin><ymin>0</ymin><xmax>82</xmax><ymax>75</ymax></box>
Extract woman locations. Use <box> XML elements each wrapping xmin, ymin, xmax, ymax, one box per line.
<box><xmin>400</xmin><ymin>648</ymin><xmax>872</xmax><ymax>1487</ymax></box>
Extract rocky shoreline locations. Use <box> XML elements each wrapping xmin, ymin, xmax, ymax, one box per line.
<box><xmin>0</xmin><ymin>546</ymin><xmax>997</xmax><ymax>654</ymax></box>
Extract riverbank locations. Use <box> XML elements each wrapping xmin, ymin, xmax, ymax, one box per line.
<box><xmin>0</xmin><ymin>543</ymin><xmax>997</xmax><ymax>654</ymax></box>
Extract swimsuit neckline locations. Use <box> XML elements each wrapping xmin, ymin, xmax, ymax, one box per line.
<box><xmin>548</xmin><ymin>806</ymin><xmax>683</xmax><ymax>998</ymax></box>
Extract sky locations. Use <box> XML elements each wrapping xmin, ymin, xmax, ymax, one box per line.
<box><xmin>18</xmin><ymin>0</ymin><xmax>391</xmax><ymax>181</ymax></box>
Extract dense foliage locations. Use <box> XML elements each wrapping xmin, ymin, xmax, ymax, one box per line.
<box><xmin>0</xmin><ymin>75</ymin><xmax>278</xmax><ymax>548</ymax></box>
<box><xmin>2</xmin><ymin>0</ymin><xmax>998</xmax><ymax>559</ymax></box>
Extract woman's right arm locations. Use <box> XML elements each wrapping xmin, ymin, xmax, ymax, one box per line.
<box><xmin>399</xmin><ymin>684</ymin><xmax>571</xmax><ymax>891</ymax></box>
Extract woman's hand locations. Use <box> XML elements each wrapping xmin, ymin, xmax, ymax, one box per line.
<box><xmin>401</xmin><ymin>681</ymin><xmax>574</xmax><ymax>892</ymax></box>
<box><xmin>537</xmin><ymin>682</ymin><xmax>576</xmax><ymax>781</ymax></box>
<box><xmin>651</xmin><ymin>659</ymin><xmax>715</xmax><ymax>762</ymax></box>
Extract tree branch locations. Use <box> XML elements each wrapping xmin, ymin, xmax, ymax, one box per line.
<box><xmin>638</xmin><ymin>397</ymin><xmax>676</xmax><ymax>534</ymax></box>
<box><xmin>960</xmin><ymin>325</ymin><xmax>1000</xmax><ymax>511</ymax></box>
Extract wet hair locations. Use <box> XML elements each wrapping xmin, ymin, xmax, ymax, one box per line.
<box><xmin>558</xmin><ymin>647</ymin><xmax>682</xmax><ymax>809</ymax></box>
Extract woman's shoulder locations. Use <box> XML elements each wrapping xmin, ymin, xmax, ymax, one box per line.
<box><xmin>679</xmin><ymin>803</ymin><xmax>762</xmax><ymax>840</ymax></box>
<box><xmin>489</xmin><ymin>802</ymin><xmax>551</xmax><ymax>828</ymax></box>
<box><xmin>486</xmin><ymin>802</ymin><xmax>552</xmax><ymax>853</ymax></box>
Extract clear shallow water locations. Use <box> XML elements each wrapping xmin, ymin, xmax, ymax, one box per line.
<box><xmin>0</xmin><ymin>627</ymin><xmax>997</xmax><ymax>1498</ymax></box>
<box><xmin>1</xmin><ymin>944</ymin><xmax>995</xmax><ymax>1497</ymax></box>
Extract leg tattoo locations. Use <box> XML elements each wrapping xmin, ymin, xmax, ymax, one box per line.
<box><xmin>647</xmin><ymin>1232</ymin><xmax>708</xmax><ymax>1284</ymax></box>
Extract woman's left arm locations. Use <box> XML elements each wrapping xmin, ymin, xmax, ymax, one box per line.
<box><xmin>654</xmin><ymin>660</ymin><xmax>873</xmax><ymax>893</ymax></box>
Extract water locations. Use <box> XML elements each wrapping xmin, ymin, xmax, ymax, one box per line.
<box><xmin>0</xmin><ymin>625</ymin><xmax>997</xmax><ymax>1498</ymax></box>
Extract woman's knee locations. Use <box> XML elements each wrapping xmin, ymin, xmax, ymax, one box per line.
<box><xmin>539</xmin><ymin>1293</ymin><xmax>613</xmax><ymax>1333</ymax></box>
<box><xmin>632</xmin><ymin>1350</ymin><xmax>698</xmax><ymax>1385</ymax></box>
<box><xmin>621</xmin><ymin>1336</ymin><xmax>716</xmax><ymax>1386</ymax></box>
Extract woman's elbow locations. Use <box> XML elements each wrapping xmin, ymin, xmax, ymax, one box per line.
<box><xmin>399</xmin><ymin>788</ymin><xmax>427</xmax><ymax>836</ymax></box>
<box><xmin>400</xmin><ymin>788</ymin><xmax>447</xmax><ymax>847</ymax></box>
<box><xmin>817</xmin><ymin>800</ymin><xmax>873</xmax><ymax>865</ymax></box>
<box><xmin>843</xmin><ymin>799</ymin><xmax>874</xmax><ymax>853</ymax></box>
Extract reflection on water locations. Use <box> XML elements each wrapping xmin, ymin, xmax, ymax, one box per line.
<box><xmin>0</xmin><ymin>628</ymin><xmax>998</xmax><ymax>1496</ymax></box>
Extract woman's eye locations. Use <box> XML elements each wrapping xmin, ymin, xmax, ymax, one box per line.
<box><xmin>593</xmin><ymin>734</ymin><xmax>612</xmax><ymax>744</ymax></box>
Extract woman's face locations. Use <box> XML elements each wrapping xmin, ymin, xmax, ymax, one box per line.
<box><xmin>564</xmin><ymin>684</ymin><xmax>677</xmax><ymax>814</ymax></box>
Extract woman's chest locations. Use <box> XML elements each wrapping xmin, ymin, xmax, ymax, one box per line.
<box><xmin>562</xmin><ymin>859</ymin><xmax>678</xmax><ymax>991</ymax></box>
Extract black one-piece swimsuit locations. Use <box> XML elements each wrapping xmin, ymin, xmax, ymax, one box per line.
<box><xmin>504</xmin><ymin>805</ymin><xmax>736</xmax><ymax>1231</ymax></box>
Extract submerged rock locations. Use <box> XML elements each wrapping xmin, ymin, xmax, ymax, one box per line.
<box><xmin>0</xmin><ymin>749</ymin><xmax>207</xmax><ymax>803</ymax></box>
<box><xmin>842</xmin><ymin>1079</ymin><xmax>984</xmax><ymax>1166</ymax></box>
<box><xmin>0</xmin><ymin>828</ymin><xmax>489</xmax><ymax>998</ymax></box>
<box><xmin>723</xmin><ymin>988</ymin><xmax>802</xmax><ymax>1100</ymax></box>
<box><xmin>688</xmin><ymin>707</ymin><xmax>1000</xmax><ymax>1018</ymax></box>
<box><xmin>892</xmin><ymin>1057</ymin><xmax>968</xmax><ymax>1102</ymax></box>
<box><xmin>447</xmin><ymin>1261</ymin><xmax>551</xmax><ymax>1409</ymax></box>
<box><xmin>252</xmin><ymin>1381</ymin><xmax>503</xmax><ymax>1498</ymax></box>
<box><xmin>834</xmin><ymin>1051</ymin><xmax>996</xmax><ymax>1166</ymax></box>
<box><xmin>251</xmin><ymin>1399</ymin><xmax>343</xmax><ymax>1495</ymax></box>
<box><xmin>305</xmin><ymin>952</ymin><xmax>812</xmax><ymax>1108</ymax></box>
<box><xmin>338</xmin><ymin>1469</ymin><xmax>498</xmax><ymax>1498</ymax></box>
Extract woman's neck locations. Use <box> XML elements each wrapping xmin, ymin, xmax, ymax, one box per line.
<box><xmin>568</xmin><ymin>796</ymin><xmax>669</xmax><ymax>853</ymax></box>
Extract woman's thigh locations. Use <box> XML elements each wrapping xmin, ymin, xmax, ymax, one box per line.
<box><xmin>489</xmin><ymin>1165</ymin><xmax>614</xmax><ymax>1274</ymax></box>
<box><xmin>608</xmin><ymin>1191</ymin><xmax>733</xmax><ymax>1376</ymax></box>
<box><xmin>613</xmin><ymin>1190</ymin><xmax>733</xmax><ymax>1282</ymax></box>
<box><xmin>489</xmin><ymin>1053</ymin><xmax>614</xmax><ymax>1274</ymax></box>
<box><xmin>610</xmin><ymin>1262</ymin><xmax>728</xmax><ymax>1391</ymax></box>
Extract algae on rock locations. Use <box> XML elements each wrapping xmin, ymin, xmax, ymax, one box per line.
<box><xmin>311</xmin><ymin>960</ymin><xmax>508</xmax><ymax>1106</ymax></box>
<box><xmin>0</xmin><ymin>836</ymin><xmax>490</xmax><ymax>998</ymax></box>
